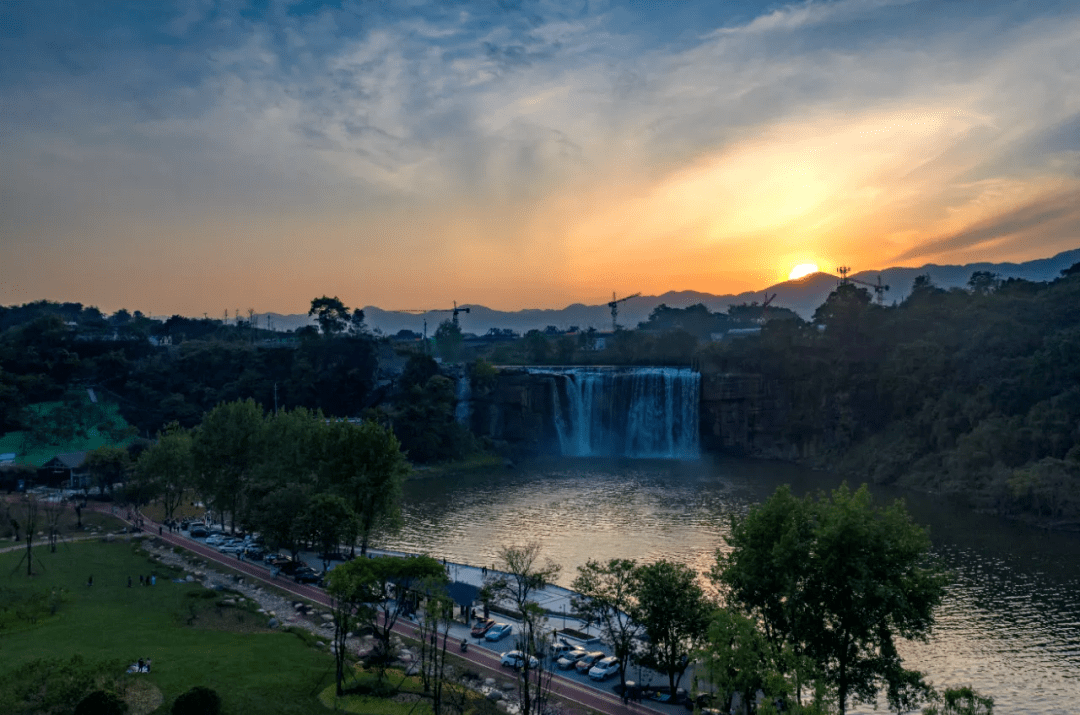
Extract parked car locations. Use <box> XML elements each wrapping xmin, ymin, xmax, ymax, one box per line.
<box><xmin>265</xmin><ymin>554</ymin><xmax>292</xmax><ymax>566</ymax></box>
<box><xmin>189</xmin><ymin>525</ymin><xmax>208</xmax><ymax>538</ymax></box>
<box><xmin>294</xmin><ymin>568</ymin><xmax>324</xmax><ymax>585</ymax></box>
<box><xmin>276</xmin><ymin>560</ymin><xmax>303</xmax><ymax>575</ymax></box>
<box><xmin>485</xmin><ymin>623</ymin><xmax>513</xmax><ymax>642</ymax></box>
<box><xmin>244</xmin><ymin>546</ymin><xmax>266</xmax><ymax>561</ymax></box>
<box><xmin>470</xmin><ymin>618</ymin><xmax>496</xmax><ymax>638</ymax></box>
<box><xmin>217</xmin><ymin>542</ymin><xmax>244</xmax><ymax>554</ymax></box>
<box><xmin>550</xmin><ymin>640</ymin><xmax>576</xmax><ymax>659</ymax></box>
<box><xmin>588</xmin><ymin>656</ymin><xmax>621</xmax><ymax>680</ymax></box>
<box><xmin>500</xmin><ymin>651</ymin><xmax>539</xmax><ymax>669</ymax></box>
<box><xmin>555</xmin><ymin>649</ymin><xmax>589</xmax><ymax>669</ymax></box>
<box><xmin>574</xmin><ymin>651</ymin><xmax>605</xmax><ymax>674</ymax></box>
<box><xmin>320</xmin><ymin>550</ymin><xmax>348</xmax><ymax>562</ymax></box>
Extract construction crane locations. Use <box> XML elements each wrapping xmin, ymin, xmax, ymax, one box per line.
<box><xmin>397</xmin><ymin>301</ymin><xmax>472</xmax><ymax>327</ymax></box>
<box><xmin>607</xmin><ymin>292</ymin><xmax>640</xmax><ymax>332</ymax></box>
<box><xmin>760</xmin><ymin>292</ymin><xmax>777</xmax><ymax>323</ymax></box>
<box><xmin>836</xmin><ymin>266</ymin><xmax>889</xmax><ymax>304</ymax></box>
<box><xmin>851</xmin><ymin>275</ymin><xmax>890</xmax><ymax>305</ymax></box>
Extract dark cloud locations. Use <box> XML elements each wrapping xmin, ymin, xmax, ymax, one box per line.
<box><xmin>893</xmin><ymin>192</ymin><xmax>1080</xmax><ymax>262</ymax></box>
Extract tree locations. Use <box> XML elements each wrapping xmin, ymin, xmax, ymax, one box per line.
<box><xmin>325</xmin><ymin>555</ymin><xmax>448</xmax><ymax>687</ymax></box>
<box><xmin>486</xmin><ymin>542</ymin><xmax>561</xmax><ymax>715</ymax></box>
<box><xmin>85</xmin><ymin>446</ymin><xmax>131</xmax><ymax>497</ymax></box>
<box><xmin>349</xmin><ymin>308</ymin><xmax>367</xmax><ymax>335</ymax></box>
<box><xmin>922</xmin><ymin>686</ymin><xmax>994</xmax><ymax>715</ymax></box>
<box><xmin>967</xmin><ymin>271</ymin><xmax>1000</xmax><ymax>295</ymax></box>
<box><xmin>74</xmin><ymin>690</ymin><xmax>127</xmax><ymax>715</ymax></box>
<box><xmin>250</xmin><ymin>483</ymin><xmax>311</xmax><ymax>559</ymax></box>
<box><xmin>320</xmin><ymin>419</ymin><xmax>409</xmax><ymax>556</ymax></box>
<box><xmin>434</xmin><ymin>320</ymin><xmax>463</xmax><ymax>362</ymax></box>
<box><xmin>41</xmin><ymin>493</ymin><xmax>67</xmax><ymax>553</ymax></box>
<box><xmin>298</xmin><ymin>493</ymin><xmax>359</xmax><ymax>572</ymax></box>
<box><xmin>191</xmin><ymin>399</ymin><xmax>263</xmax><ymax>531</ymax></box>
<box><xmin>717</xmin><ymin>483</ymin><xmax>949</xmax><ymax>715</ymax></box>
<box><xmin>309</xmin><ymin>296</ymin><xmax>350</xmax><ymax>336</ymax></box>
<box><xmin>632</xmin><ymin>560</ymin><xmax>711</xmax><ymax>695</ymax></box>
<box><xmin>171</xmin><ymin>686</ymin><xmax>221</xmax><ymax>715</ymax></box>
<box><xmin>134</xmin><ymin>423</ymin><xmax>192</xmax><ymax>521</ymax></box>
<box><xmin>571</xmin><ymin>558</ymin><xmax>644</xmax><ymax>694</ymax></box>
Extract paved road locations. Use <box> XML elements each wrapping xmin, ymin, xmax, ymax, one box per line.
<box><xmin>90</xmin><ymin>505</ymin><xmax>679</xmax><ymax>715</ymax></box>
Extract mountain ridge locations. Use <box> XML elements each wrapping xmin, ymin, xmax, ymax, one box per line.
<box><xmin>254</xmin><ymin>247</ymin><xmax>1080</xmax><ymax>336</ymax></box>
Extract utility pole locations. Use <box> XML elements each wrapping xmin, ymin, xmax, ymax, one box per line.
<box><xmin>273</xmin><ymin>382</ymin><xmax>278</xmax><ymax>415</ymax></box>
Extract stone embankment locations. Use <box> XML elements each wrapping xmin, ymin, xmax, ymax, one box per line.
<box><xmin>136</xmin><ymin>536</ymin><xmax>531</xmax><ymax>713</ymax></box>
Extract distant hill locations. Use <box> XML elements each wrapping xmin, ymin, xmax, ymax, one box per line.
<box><xmin>253</xmin><ymin>247</ymin><xmax>1080</xmax><ymax>336</ymax></box>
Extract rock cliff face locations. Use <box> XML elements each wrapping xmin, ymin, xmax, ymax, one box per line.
<box><xmin>468</xmin><ymin>369</ymin><xmax>561</xmax><ymax>455</ymax></box>
<box><xmin>698</xmin><ymin>372</ymin><xmax>794</xmax><ymax>459</ymax></box>
<box><xmin>468</xmin><ymin>367</ymin><xmax>792</xmax><ymax>459</ymax></box>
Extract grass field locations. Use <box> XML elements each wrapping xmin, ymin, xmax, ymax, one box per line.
<box><xmin>0</xmin><ymin>535</ymin><xmax>338</xmax><ymax>714</ymax></box>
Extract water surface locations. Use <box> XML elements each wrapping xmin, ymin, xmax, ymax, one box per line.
<box><xmin>380</xmin><ymin>456</ymin><xmax>1080</xmax><ymax>714</ymax></box>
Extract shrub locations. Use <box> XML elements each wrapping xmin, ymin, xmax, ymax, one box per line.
<box><xmin>172</xmin><ymin>686</ymin><xmax>221</xmax><ymax>715</ymax></box>
<box><xmin>74</xmin><ymin>689</ymin><xmax>128</xmax><ymax>715</ymax></box>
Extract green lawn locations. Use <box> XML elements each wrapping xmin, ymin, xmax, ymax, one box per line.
<box><xmin>0</xmin><ymin>538</ymin><xmax>337</xmax><ymax>714</ymax></box>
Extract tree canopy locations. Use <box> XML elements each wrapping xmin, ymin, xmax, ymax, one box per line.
<box><xmin>714</xmin><ymin>483</ymin><xmax>949</xmax><ymax>715</ymax></box>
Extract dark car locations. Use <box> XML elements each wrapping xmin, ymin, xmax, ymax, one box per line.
<box><xmin>294</xmin><ymin>568</ymin><xmax>324</xmax><ymax>585</ymax></box>
<box><xmin>320</xmin><ymin>550</ymin><xmax>348</xmax><ymax>562</ymax></box>
<box><xmin>189</xmin><ymin>525</ymin><xmax>208</xmax><ymax>538</ymax></box>
<box><xmin>278</xmin><ymin>560</ymin><xmax>304</xmax><ymax>575</ymax></box>
<box><xmin>265</xmin><ymin>553</ymin><xmax>291</xmax><ymax>566</ymax></box>
<box><xmin>470</xmin><ymin>618</ymin><xmax>496</xmax><ymax>638</ymax></box>
<box><xmin>244</xmin><ymin>546</ymin><xmax>266</xmax><ymax>561</ymax></box>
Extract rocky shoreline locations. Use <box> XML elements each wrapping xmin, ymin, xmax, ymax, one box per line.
<box><xmin>136</xmin><ymin>536</ymin><xmax>534</xmax><ymax>713</ymax></box>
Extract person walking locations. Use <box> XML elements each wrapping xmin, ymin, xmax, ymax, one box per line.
<box><xmin>87</xmin><ymin>575</ymin><xmax>93</xmax><ymax>587</ymax></box>
<box><xmin>128</xmin><ymin>576</ymin><xmax>132</xmax><ymax>587</ymax></box>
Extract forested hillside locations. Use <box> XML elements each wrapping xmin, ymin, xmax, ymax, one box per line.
<box><xmin>703</xmin><ymin>265</ymin><xmax>1080</xmax><ymax>525</ymax></box>
<box><xmin>0</xmin><ymin>304</ymin><xmax>378</xmax><ymax>437</ymax></box>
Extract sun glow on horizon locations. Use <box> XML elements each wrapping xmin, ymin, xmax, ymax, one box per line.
<box><xmin>789</xmin><ymin>263</ymin><xmax>820</xmax><ymax>280</ymax></box>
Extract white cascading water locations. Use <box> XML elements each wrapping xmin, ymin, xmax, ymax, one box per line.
<box><xmin>454</xmin><ymin>373</ymin><xmax>472</xmax><ymax>425</ymax></box>
<box><xmin>527</xmin><ymin>366</ymin><xmax>700</xmax><ymax>459</ymax></box>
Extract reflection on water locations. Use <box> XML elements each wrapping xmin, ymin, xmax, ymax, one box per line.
<box><xmin>380</xmin><ymin>456</ymin><xmax>1080</xmax><ymax>715</ymax></box>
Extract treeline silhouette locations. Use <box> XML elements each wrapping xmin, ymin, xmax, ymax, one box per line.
<box><xmin>702</xmin><ymin>264</ymin><xmax>1080</xmax><ymax>525</ymax></box>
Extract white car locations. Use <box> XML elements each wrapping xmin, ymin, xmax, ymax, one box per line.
<box><xmin>500</xmin><ymin>651</ymin><xmax>540</xmax><ymax>670</ymax></box>
<box><xmin>588</xmin><ymin>656</ymin><xmax>621</xmax><ymax>680</ymax></box>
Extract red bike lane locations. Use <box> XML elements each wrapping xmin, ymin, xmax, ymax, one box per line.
<box><xmin>97</xmin><ymin>506</ymin><xmax>665</xmax><ymax>715</ymax></box>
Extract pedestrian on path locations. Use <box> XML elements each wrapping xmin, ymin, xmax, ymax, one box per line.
<box><xmin>128</xmin><ymin>576</ymin><xmax>132</xmax><ymax>587</ymax></box>
<box><xmin>159</xmin><ymin>526</ymin><xmax>162</xmax><ymax>536</ymax></box>
<box><xmin>87</xmin><ymin>575</ymin><xmax>93</xmax><ymax>587</ymax></box>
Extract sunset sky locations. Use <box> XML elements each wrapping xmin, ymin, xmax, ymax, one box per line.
<box><xmin>3</xmin><ymin>0</ymin><xmax>1078</xmax><ymax>316</ymax></box>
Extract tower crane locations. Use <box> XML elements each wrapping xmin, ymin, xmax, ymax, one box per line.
<box><xmin>836</xmin><ymin>266</ymin><xmax>889</xmax><ymax>304</ymax></box>
<box><xmin>760</xmin><ymin>292</ymin><xmax>777</xmax><ymax>323</ymax></box>
<box><xmin>851</xmin><ymin>275</ymin><xmax>890</xmax><ymax>304</ymax></box>
<box><xmin>607</xmin><ymin>292</ymin><xmax>640</xmax><ymax>332</ymax></box>
<box><xmin>397</xmin><ymin>301</ymin><xmax>472</xmax><ymax>327</ymax></box>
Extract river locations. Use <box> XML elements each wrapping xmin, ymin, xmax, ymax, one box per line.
<box><xmin>378</xmin><ymin>456</ymin><xmax>1080</xmax><ymax>714</ymax></box>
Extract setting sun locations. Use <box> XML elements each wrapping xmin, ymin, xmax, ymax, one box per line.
<box><xmin>789</xmin><ymin>263</ymin><xmax>820</xmax><ymax>280</ymax></box>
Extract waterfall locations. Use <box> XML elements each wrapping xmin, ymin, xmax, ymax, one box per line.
<box><xmin>527</xmin><ymin>366</ymin><xmax>700</xmax><ymax>459</ymax></box>
<box><xmin>454</xmin><ymin>373</ymin><xmax>472</xmax><ymax>425</ymax></box>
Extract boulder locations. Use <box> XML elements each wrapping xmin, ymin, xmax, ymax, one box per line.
<box><xmin>487</xmin><ymin>691</ymin><xmax>503</xmax><ymax>702</ymax></box>
<box><xmin>268</xmin><ymin>618</ymin><xmax>279</xmax><ymax>629</ymax></box>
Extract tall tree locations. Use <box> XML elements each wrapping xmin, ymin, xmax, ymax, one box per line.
<box><xmin>632</xmin><ymin>560</ymin><xmax>711</xmax><ymax>695</ymax></box>
<box><xmin>297</xmin><ymin>493</ymin><xmax>359</xmax><ymax>572</ymax></box>
<box><xmin>325</xmin><ymin>555</ymin><xmax>447</xmax><ymax>686</ymax></box>
<box><xmin>309</xmin><ymin>296</ymin><xmax>350</xmax><ymax>336</ymax></box>
<box><xmin>717</xmin><ymin>483</ymin><xmax>949</xmax><ymax>715</ymax></box>
<box><xmin>191</xmin><ymin>399</ymin><xmax>263</xmax><ymax>531</ymax></box>
<box><xmin>134</xmin><ymin>422</ymin><xmax>192</xmax><ymax>521</ymax></box>
<box><xmin>320</xmin><ymin>419</ymin><xmax>409</xmax><ymax>556</ymax></box>
<box><xmin>85</xmin><ymin>446</ymin><xmax>131</xmax><ymax>497</ymax></box>
<box><xmin>571</xmin><ymin>558</ymin><xmax>644</xmax><ymax>695</ymax></box>
<box><xmin>486</xmin><ymin>542</ymin><xmax>561</xmax><ymax>715</ymax></box>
